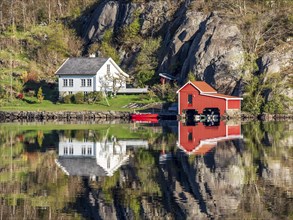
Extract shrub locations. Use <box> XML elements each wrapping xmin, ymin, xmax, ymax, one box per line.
<box><xmin>72</xmin><ymin>92</ymin><xmax>84</xmax><ymax>104</ymax></box>
<box><xmin>63</xmin><ymin>95</ymin><xmax>72</xmax><ymax>104</ymax></box>
<box><xmin>85</xmin><ymin>91</ymin><xmax>103</xmax><ymax>104</ymax></box>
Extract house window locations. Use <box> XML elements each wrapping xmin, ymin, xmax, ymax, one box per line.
<box><xmin>63</xmin><ymin>79</ymin><xmax>68</xmax><ymax>87</ymax></box>
<box><xmin>84</xmin><ymin>91</ymin><xmax>88</xmax><ymax>95</ymax></box>
<box><xmin>82</xmin><ymin>146</ymin><xmax>86</xmax><ymax>155</ymax></box>
<box><xmin>64</xmin><ymin>147</ymin><xmax>68</xmax><ymax>155</ymax></box>
<box><xmin>69</xmin><ymin>79</ymin><xmax>73</xmax><ymax>87</ymax></box>
<box><xmin>81</xmin><ymin>79</ymin><xmax>86</xmax><ymax>87</ymax></box>
<box><xmin>88</xmin><ymin>147</ymin><xmax>92</xmax><ymax>155</ymax></box>
<box><xmin>68</xmin><ymin>91</ymin><xmax>73</xmax><ymax>95</ymax></box>
<box><xmin>188</xmin><ymin>94</ymin><xmax>193</xmax><ymax>104</ymax></box>
<box><xmin>188</xmin><ymin>132</ymin><xmax>193</xmax><ymax>141</ymax></box>
<box><xmin>87</xmin><ymin>79</ymin><xmax>92</xmax><ymax>87</ymax></box>
<box><xmin>107</xmin><ymin>64</ymin><xmax>110</xmax><ymax>74</ymax></box>
<box><xmin>69</xmin><ymin>147</ymin><xmax>74</xmax><ymax>155</ymax></box>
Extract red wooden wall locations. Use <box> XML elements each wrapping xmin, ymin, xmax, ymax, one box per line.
<box><xmin>178</xmin><ymin>84</ymin><xmax>227</xmax><ymax>115</ymax></box>
<box><xmin>228</xmin><ymin>100</ymin><xmax>241</xmax><ymax>109</ymax></box>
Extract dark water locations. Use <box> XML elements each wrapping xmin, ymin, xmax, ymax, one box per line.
<box><xmin>0</xmin><ymin>120</ymin><xmax>292</xmax><ymax>220</ymax></box>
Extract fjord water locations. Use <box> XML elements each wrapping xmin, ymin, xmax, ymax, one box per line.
<box><xmin>0</xmin><ymin>121</ymin><xmax>292</xmax><ymax>219</ymax></box>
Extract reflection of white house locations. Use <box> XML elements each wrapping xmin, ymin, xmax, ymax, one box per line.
<box><xmin>55</xmin><ymin>57</ymin><xmax>129</xmax><ymax>96</ymax></box>
<box><xmin>55</xmin><ymin>136</ymin><xmax>148</xmax><ymax>177</ymax></box>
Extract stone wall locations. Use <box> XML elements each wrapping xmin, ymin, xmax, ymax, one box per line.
<box><xmin>0</xmin><ymin>111</ymin><xmax>131</xmax><ymax>122</ymax></box>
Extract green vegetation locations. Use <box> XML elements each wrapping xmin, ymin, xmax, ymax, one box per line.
<box><xmin>135</xmin><ymin>38</ymin><xmax>162</xmax><ymax>87</ymax></box>
<box><xmin>1</xmin><ymin>0</ymin><xmax>292</xmax><ymax>114</ymax></box>
<box><xmin>0</xmin><ymin>94</ymin><xmax>152</xmax><ymax>111</ymax></box>
<box><xmin>37</xmin><ymin>87</ymin><xmax>44</xmax><ymax>103</ymax></box>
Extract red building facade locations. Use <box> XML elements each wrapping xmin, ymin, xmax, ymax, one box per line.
<box><xmin>177</xmin><ymin>81</ymin><xmax>243</xmax><ymax>116</ymax></box>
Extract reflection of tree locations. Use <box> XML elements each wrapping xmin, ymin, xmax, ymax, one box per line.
<box><xmin>239</xmin><ymin>122</ymin><xmax>293</xmax><ymax>219</ymax></box>
<box><xmin>0</xmin><ymin>130</ymin><xmax>83</xmax><ymax>219</ymax></box>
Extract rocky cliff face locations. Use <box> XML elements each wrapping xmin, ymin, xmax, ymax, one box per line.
<box><xmin>79</xmin><ymin>0</ymin><xmax>291</xmax><ymax>97</ymax></box>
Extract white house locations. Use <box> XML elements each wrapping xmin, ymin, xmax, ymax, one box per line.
<box><xmin>55</xmin><ymin>57</ymin><xmax>129</xmax><ymax>96</ymax></box>
<box><xmin>55</xmin><ymin>135</ymin><xmax>149</xmax><ymax>178</ymax></box>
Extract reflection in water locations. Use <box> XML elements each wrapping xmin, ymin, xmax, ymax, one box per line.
<box><xmin>178</xmin><ymin>121</ymin><xmax>242</xmax><ymax>155</ymax></box>
<box><xmin>0</xmin><ymin>121</ymin><xmax>292</xmax><ymax>219</ymax></box>
<box><xmin>56</xmin><ymin>133</ymin><xmax>148</xmax><ymax>177</ymax></box>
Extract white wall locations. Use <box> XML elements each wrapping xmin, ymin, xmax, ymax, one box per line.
<box><xmin>96</xmin><ymin>59</ymin><xmax>127</xmax><ymax>92</ymax></box>
<box><xmin>59</xmin><ymin>140</ymin><xmax>96</xmax><ymax>157</ymax></box>
<box><xmin>58</xmin><ymin>75</ymin><xmax>95</xmax><ymax>95</ymax></box>
<box><xmin>58</xmin><ymin>59</ymin><xmax>127</xmax><ymax>95</ymax></box>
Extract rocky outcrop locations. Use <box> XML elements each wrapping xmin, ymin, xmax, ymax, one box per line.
<box><xmin>80</xmin><ymin>0</ymin><xmax>290</xmax><ymax>97</ymax></box>
<box><xmin>82</xmin><ymin>0</ymin><xmax>182</xmax><ymax>43</ymax></box>
<box><xmin>258</xmin><ymin>44</ymin><xmax>293</xmax><ymax>112</ymax></box>
<box><xmin>159</xmin><ymin>11</ymin><xmax>245</xmax><ymax>95</ymax></box>
<box><xmin>258</xmin><ymin>44</ymin><xmax>293</xmax><ymax>76</ymax></box>
<box><xmin>82</xmin><ymin>1</ymin><xmax>141</xmax><ymax>43</ymax></box>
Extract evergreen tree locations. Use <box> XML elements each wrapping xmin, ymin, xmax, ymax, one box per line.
<box><xmin>37</xmin><ymin>87</ymin><xmax>44</xmax><ymax>103</ymax></box>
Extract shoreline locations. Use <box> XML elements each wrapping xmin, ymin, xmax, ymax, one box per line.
<box><xmin>0</xmin><ymin>110</ymin><xmax>292</xmax><ymax>123</ymax></box>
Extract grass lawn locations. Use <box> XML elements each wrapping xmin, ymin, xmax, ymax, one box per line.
<box><xmin>0</xmin><ymin>94</ymin><xmax>155</xmax><ymax>112</ymax></box>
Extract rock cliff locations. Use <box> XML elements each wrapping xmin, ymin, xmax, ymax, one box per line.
<box><xmin>79</xmin><ymin>0</ymin><xmax>291</xmax><ymax>99</ymax></box>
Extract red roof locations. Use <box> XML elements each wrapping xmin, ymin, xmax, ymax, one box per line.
<box><xmin>193</xmin><ymin>143</ymin><xmax>217</xmax><ymax>155</ymax></box>
<box><xmin>176</xmin><ymin>80</ymin><xmax>243</xmax><ymax>100</ymax></box>
<box><xmin>190</xmin><ymin>81</ymin><xmax>217</xmax><ymax>93</ymax></box>
<box><xmin>176</xmin><ymin>81</ymin><xmax>217</xmax><ymax>93</ymax></box>
<box><xmin>203</xmin><ymin>93</ymin><xmax>243</xmax><ymax>100</ymax></box>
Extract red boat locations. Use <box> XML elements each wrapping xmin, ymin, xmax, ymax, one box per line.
<box><xmin>130</xmin><ymin>113</ymin><xmax>159</xmax><ymax>123</ymax></box>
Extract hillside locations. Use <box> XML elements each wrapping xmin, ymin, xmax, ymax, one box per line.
<box><xmin>0</xmin><ymin>0</ymin><xmax>292</xmax><ymax>114</ymax></box>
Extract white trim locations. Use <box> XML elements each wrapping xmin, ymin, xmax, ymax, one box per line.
<box><xmin>178</xmin><ymin>92</ymin><xmax>181</xmax><ymax>115</ymax></box>
<box><xmin>55</xmin><ymin>58</ymin><xmax>69</xmax><ymax>75</ymax></box>
<box><xmin>176</xmin><ymin>81</ymin><xmax>217</xmax><ymax>94</ymax></box>
<box><xmin>108</xmin><ymin>58</ymin><xmax>129</xmax><ymax>77</ymax></box>
<box><xmin>176</xmin><ymin>81</ymin><xmax>243</xmax><ymax>101</ymax></box>
<box><xmin>201</xmin><ymin>93</ymin><xmax>243</xmax><ymax>100</ymax></box>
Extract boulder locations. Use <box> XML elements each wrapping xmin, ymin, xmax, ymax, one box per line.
<box><xmin>259</xmin><ymin>44</ymin><xmax>293</xmax><ymax>112</ymax></box>
<box><xmin>159</xmin><ymin>12</ymin><xmax>245</xmax><ymax>95</ymax></box>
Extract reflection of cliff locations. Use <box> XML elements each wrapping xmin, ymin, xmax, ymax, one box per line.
<box><xmin>56</xmin><ymin>135</ymin><xmax>149</xmax><ymax>178</ymax></box>
<box><xmin>159</xmin><ymin>139</ymin><xmax>245</xmax><ymax>219</ymax></box>
<box><xmin>154</xmin><ymin>121</ymin><xmax>245</xmax><ymax>218</ymax></box>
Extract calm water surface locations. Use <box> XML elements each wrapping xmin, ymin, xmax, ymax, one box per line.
<box><xmin>0</xmin><ymin>120</ymin><xmax>292</xmax><ymax>219</ymax></box>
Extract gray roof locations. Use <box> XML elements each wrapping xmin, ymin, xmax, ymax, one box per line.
<box><xmin>56</xmin><ymin>157</ymin><xmax>108</xmax><ymax>176</ymax></box>
<box><xmin>56</xmin><ymin>57</ymin><xmax>109</xmax><ymax>75</ymax></box>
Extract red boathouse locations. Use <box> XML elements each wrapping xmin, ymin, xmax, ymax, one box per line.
<box><xmin>177</xmin><ymin>81</ymin><xmax>243</xmax><ymax>116</ymax></box>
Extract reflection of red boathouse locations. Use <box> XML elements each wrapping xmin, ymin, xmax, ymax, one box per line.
<box><xmin>178</xmin><ymin>121</ymin><xmax>242</xmax><ymax>155</ymax></box>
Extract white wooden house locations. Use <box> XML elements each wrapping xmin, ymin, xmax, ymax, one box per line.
<box><xmin>55</xmin><ymin>57</ymin><xmax>129</xmax><ymax>96</ymax></box>
<box><xmin>55</xmin><ymin>135</ymin><xmax>148</xmax><ymax>177</ymax></box>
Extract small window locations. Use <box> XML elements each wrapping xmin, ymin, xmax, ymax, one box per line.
<box><xmin>84</xmin><ymin>91</ymin><xmax>88</xmax><ymax>95</ymax></box>
<box><xmin>107</xmin><ymin>64</ymin><xmax>110</xmax><ymax>74</ymax></box>
<box><xmin>63</xmin><ymin>79</ymin><xmax>68</xmax><ymax>87</ymax></box>
<box><xmin>82</xmin><ymin>147</ymin><xmax>86</xmax><ymax>155</ymax></box>
<box><xmin>88</xmin><ymin>147</ymin><xmax>92</xmax><ymax>155</ymax></box>
<box><xmin>87</xmin><ymin>79</ymin><xmax>92</xmax><ymax>87</ymax></box>
<box><xmin>188</xmin><ymin>94</ymin><xmax>193</xmax><ymax>104</ymax></box>
<box><xmin>188</xmin><ymin>132</ymin><xmax>193</xmax><ymax>141</ymax></box>
<box><xmin>69</xmin><ymin>79</ymin><xmax>73</xmax><ymax>87</ymax></box>
<box><xmin>64</xmin><ymin>147</ymin><xmax>68</xmax><ymax>155</ymax></box>
<box><xmin>68</xmin><ymin>91</ymin><xmax>73</xmax><ymax>95</ymax></box>
<box><xmin>69</xmin><ymin>147</ymin><xmax>74</xmax><ymax>155</ymax></box>
<box><xmin>81</xmin><ymin>79</ymin><xmax>86</xmax><ymax>87</ymax></box>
